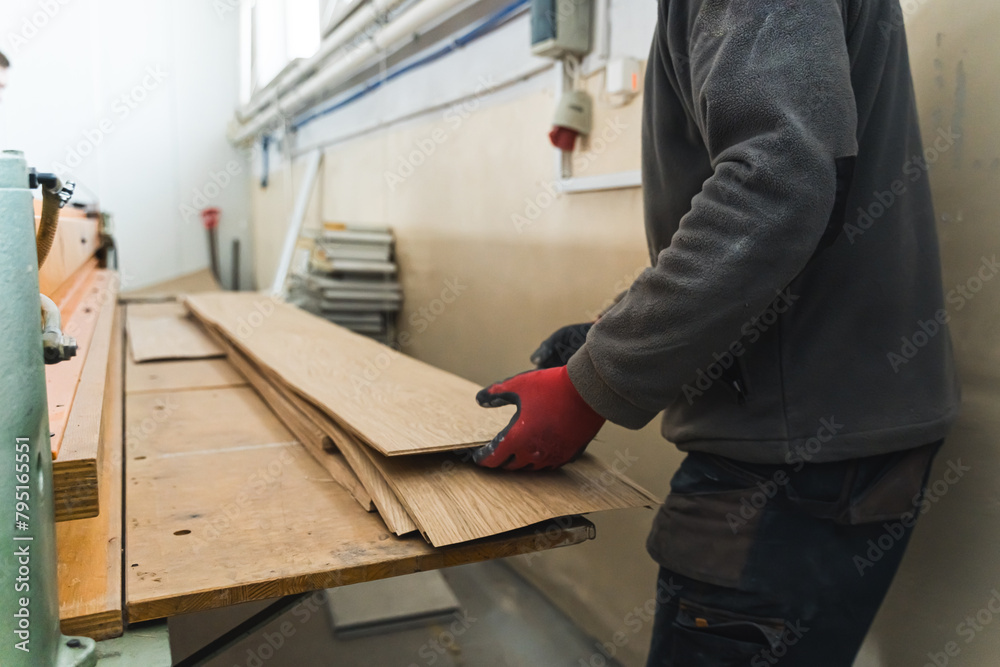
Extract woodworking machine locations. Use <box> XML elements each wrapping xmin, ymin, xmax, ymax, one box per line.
<box><xmin>0</xmin><ymin>150</ymin><xmax>97</xmax><ymax>666</ymax></box>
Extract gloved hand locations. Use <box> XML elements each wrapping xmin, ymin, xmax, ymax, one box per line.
<box><xmin>473</xmin><ymin>366</ymin><xmax>606</xmax><ymax>470</ymax></box>
<box><xmin>530</xmin><ymin>322</ymin><xmax>593</xmax><ymax>369</ymax></box>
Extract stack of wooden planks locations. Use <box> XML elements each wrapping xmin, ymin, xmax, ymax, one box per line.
<box><xmin>181</xmin><ymin>292</ymin><xmax>657</xmax><ymax>547</ymax></box>
<box><xmin>50</xmin><ymin>268</ymin><xmax>121</xmax><ymax>522</ymax></box>
<box><xmin>57</xmin><ymin>303</ymin><xmax>125</xmax><ymax>639</ymax></box>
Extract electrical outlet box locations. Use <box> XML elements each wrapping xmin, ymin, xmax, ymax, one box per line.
<box><xmin>606</xmin><ymin>57</ymin><xmax>642</xmax><ymax>96</ymax></box>
<box><xmin>531</xmin><ymin>0</ymin><xmax>593</xmax><ymax>58</ymax></box>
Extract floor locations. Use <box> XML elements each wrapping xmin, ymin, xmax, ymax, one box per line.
<box><xmin>168</xmin><ymin>561</ymin><xmax>625</xmax><ymax>667</ymax></box>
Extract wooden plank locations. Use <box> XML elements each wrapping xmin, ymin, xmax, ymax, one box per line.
<box><xmin>125</xmin><ymin>357</ymin><xmax>247</xmax><ymax>394</ymax></box>
<box><xmin>185</xmin><ymin>292</ymin><xmax>515</xmax><ymax>456</ymax></box>
<box><xmin>124</xmin><ymin>387</ymin><xmax>293</xmax><ymax>458</ymax></box>
<box><xmin>127</xmin><ymin>302</ymin><xmax>225</xmax><ymax>363</ymax></box>
<box><xmin>119</xmin><ymin>268</ymin><xmax>221</xmax><ymax>303</ymax></box>
<box><xmin>49</xmin><ymin>257</ymin><xmax>100</xmax><ymax>312</ymax></box>
<box><xmin>124</xmin><ymin>383</ymin><xmax>595</xmax><ymax>622</ymax></box>
<box><xmin>58</xmin><ymin>304</ymin><xmax>124</xmax><ymax>640</ymax></box>
<box><xmin>53</xmin><ymin>270</ymin><xmax>120</xmax><ymax>521</ymax></box>
<box><xmin>362</xmin><ymin>446</ymin><xmax>658</xmax><ymax>547</ymax></box>
<box><xmin>47</xmin><ymin>270</ymin><xmax>112</xmax><ymax>460</ymax></box>
<box><xmin>259</xmin><ymin>372</ymin><xmax>417</xmax><ymax>536</ymax></box>
<box><xmin>185</xmin><ymin>292</ymin><xmax>656</xmax><ymax>546</ymax></box>
<box><xmin>219</xmin><ymin>337</ymin><xmax>375</xmax><ymax>512</ymax></box>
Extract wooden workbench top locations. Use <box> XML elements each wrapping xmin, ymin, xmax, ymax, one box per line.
<box><xmin>124</xmin><ymin>356</ymin><xmax>594</xmax><ymax>623</ymax></box>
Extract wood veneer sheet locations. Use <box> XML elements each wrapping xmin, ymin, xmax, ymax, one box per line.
<box><xmin>127</xmin><ymin>302</ymin><xmax>225</xmax><ymax>362</ymax></box>
<box><xmin>185</xmin><ymin>292</ymin><xmax>514</xmax><ymax>456</ymax></box>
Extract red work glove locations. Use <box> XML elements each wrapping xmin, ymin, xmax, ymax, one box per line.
<box><xmin>473</xmin><ymin>366</ymin><xmax>606</xmax><ymax>470</ymax></box>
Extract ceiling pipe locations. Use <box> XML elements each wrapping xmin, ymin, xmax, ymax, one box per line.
<box><xmin>238</xmin><ymin>0</ymin><xmax>407</xmax><ymax>123</ymax></box>
<box><xmin>231</xmin><ymin>0</ymin><xmax>471</xmax><ymax>144</ymax></box>
<box><xmin>322</xmin><ymin>0</ymin><xmax>369</xmax><ymax>36</ymax></box>
<box><xmin>230</xmin><ymin>0</ymin><xmax>468</xmax><ymax>144</ymax></box>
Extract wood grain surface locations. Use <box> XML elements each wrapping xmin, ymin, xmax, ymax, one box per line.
<box><xmin>219</xmin><ymin>335</ymin><xmax>375</xmax><ymax>512</ymax></box>
<box><xmin>364</xmin><ymin>447</ymin><xmax>657</xmax><ymax>547</ymax></box>
<box><xmin>52</xmin><ymin>270</ymin><xmax>120</xmax><ymax>520</ymax></box>
<box><xmin>125</xmin><ymin>356</ymin><xmax>247</xmax><ymax>394</ymax></box>
<box><xmin>119</xmin><ymin>268</ymin><xmax>221</xmax><ymax>303</ymax></box>
<box><xmin>57</xmin><ymin>304</ymin><xmax>124</xmax><ymax>640</ymax></box>
<box><xmin>185</xmin><ymin>292</ymin><xmax>514</xmax><ymax>456</ymax></box>
<box><xmin>47</xmin><ymin>269</ymin><xmax>112</xmax><ymax>460</ymax></box>
<box><xmin>124</xmin><ymin>382</ymin><xmax>594</xmax><ymax>623</ymax></box>
<box><xmin>127</xmin><ymin>302</ymin><xmax>225</xmax><ymax>363</ymax></box>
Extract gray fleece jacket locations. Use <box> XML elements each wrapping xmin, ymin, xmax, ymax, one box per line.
<box><xmin>567</xmin><ymin>0</ymin><xmax>960</xmax><ymax>464</ymax></box>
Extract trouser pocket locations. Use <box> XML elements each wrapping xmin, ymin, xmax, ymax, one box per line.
<box><xmin>846</xmin><ymin>440</ymin><xmax>942</xmax><ymax>524</ymax></box>
<box><xmin>670</xmin><ymin>598</ymin><xmax>785</xmax><ymax>666</ymax></box>
<box><xmin>647</xmin><ymin>490</ymin><xmax>763</xmax><ymax>589</ymax></box>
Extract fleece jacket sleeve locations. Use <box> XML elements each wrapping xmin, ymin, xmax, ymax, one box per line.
<box><xmin>568</xmin><ymin>0</ymin><xmax>859</xmax><ymax>428</ymax></box>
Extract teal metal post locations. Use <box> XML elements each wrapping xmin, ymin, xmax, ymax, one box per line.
<box><xmin>0</xmin><ymin>150</ymin><xmax>96</xmax><ymax>666</ymax></box>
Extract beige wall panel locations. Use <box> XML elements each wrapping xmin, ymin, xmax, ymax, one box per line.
<box><xmin>861</xmin><ymin>4</ymin><xmax>1000</xmax><ymax>666</ymax></box>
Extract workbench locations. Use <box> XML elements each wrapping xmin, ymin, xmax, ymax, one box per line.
<box><xmin>57</xmin><ymin>299</ymin><xmax>596</xmax><ymax>663</ymax></box>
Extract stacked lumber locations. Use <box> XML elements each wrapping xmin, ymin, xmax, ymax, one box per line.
<box><xmin>50</xmin><ymin>269</ymin><xmax>121</xmax><ymax>522</ymax></box>
<box><xmin>57</xmin><ymin>304</ymin><xmax>124</xmax><ymax>640</ymax></box>
<box><xmin>122</xmin><ymin>360</ymin><xmax>597</xmax><ymax>622</ymax></box>
<box><xmin>289</xmin><ymin>225</ymin><xmax>401</xmax><ymax>344</ymax></box>
<box><xmin>183</xmin><ymin>292</ymin><xmax>656</xmax><ymax>547</ymax></box>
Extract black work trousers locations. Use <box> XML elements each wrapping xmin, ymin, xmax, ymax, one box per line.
<box><xmin>645</xmin><ymin>441</ymin><xmax>945</xmax><ymax>666</ymax></box>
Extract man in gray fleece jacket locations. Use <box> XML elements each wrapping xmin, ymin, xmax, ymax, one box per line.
<box><xmin>475</xmin><ymin>0</ymin><xmax>960</xmax><ymax>664</ymax></box>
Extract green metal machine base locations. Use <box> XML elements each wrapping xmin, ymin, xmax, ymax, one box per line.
<box><xmin>0</xmin><ymin>150</ymin><xmax>96</xmax><ymax>667</ymax></box>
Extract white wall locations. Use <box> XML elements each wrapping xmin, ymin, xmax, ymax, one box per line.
<box><xmin>0</xmin><ymin>0</ymin><xmax>251</xmax><ymax>290</ymax></box>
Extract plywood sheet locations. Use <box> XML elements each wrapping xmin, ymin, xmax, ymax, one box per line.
<box><xmin>127</xmin><ymin>302</ymin><xmax>224</xmax><ymax>363</ymax></box>
<box><xmin>185</xmin><ymin>292</ymin><xmax>514</xmax><ymax>456</ymax></box>
<box><xmin>257</xmin><ymin>365</ymin><xmax>416</xmax><ymax>535</ymax></box>
<box><xmin>125</xmin><ymin>357</ymin><xmax>247</xmax><ymax>394</ymax></box>
<box><xmin>53</xmin><ymin>270</ymin><xmax>120</xmax><ymax>521</ymax></box>
<box><xmin>119</xmin><ymin>268</ymin><xmax>221</xmax><ymax>303</ymax></box>
<box><xmin>58</xmin><ymin>305</ymin><xmax>124</xmax><ymax>640</ymax></box>
<box><xmin>219</xmin><ymin>337</ymin><xmax>374</xmax><ymax>512</ymax></box>
<box><xmin>47</xmin><ymin>270</ymin><xmax>113</xmax><ymax>459</ymax></box>
<box><xmin>124</xmin><ymin>384</ymin><xmax>595</xmax><ymax>622</ymax></box>
<box><xmin>124</xmin><ymin>387</ymin><xmax>293</xmax><ymax>458</ymax></box>
<box><xmin>362</xmin><ymin>446</ymin><xmax>656</xmax><ymax>547</ymax></box>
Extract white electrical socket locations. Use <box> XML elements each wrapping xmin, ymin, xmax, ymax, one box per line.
<box><xmin>605</xmin><ymin>57</ymin><xmax>642</xmax><ymax>97</ymax></box>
